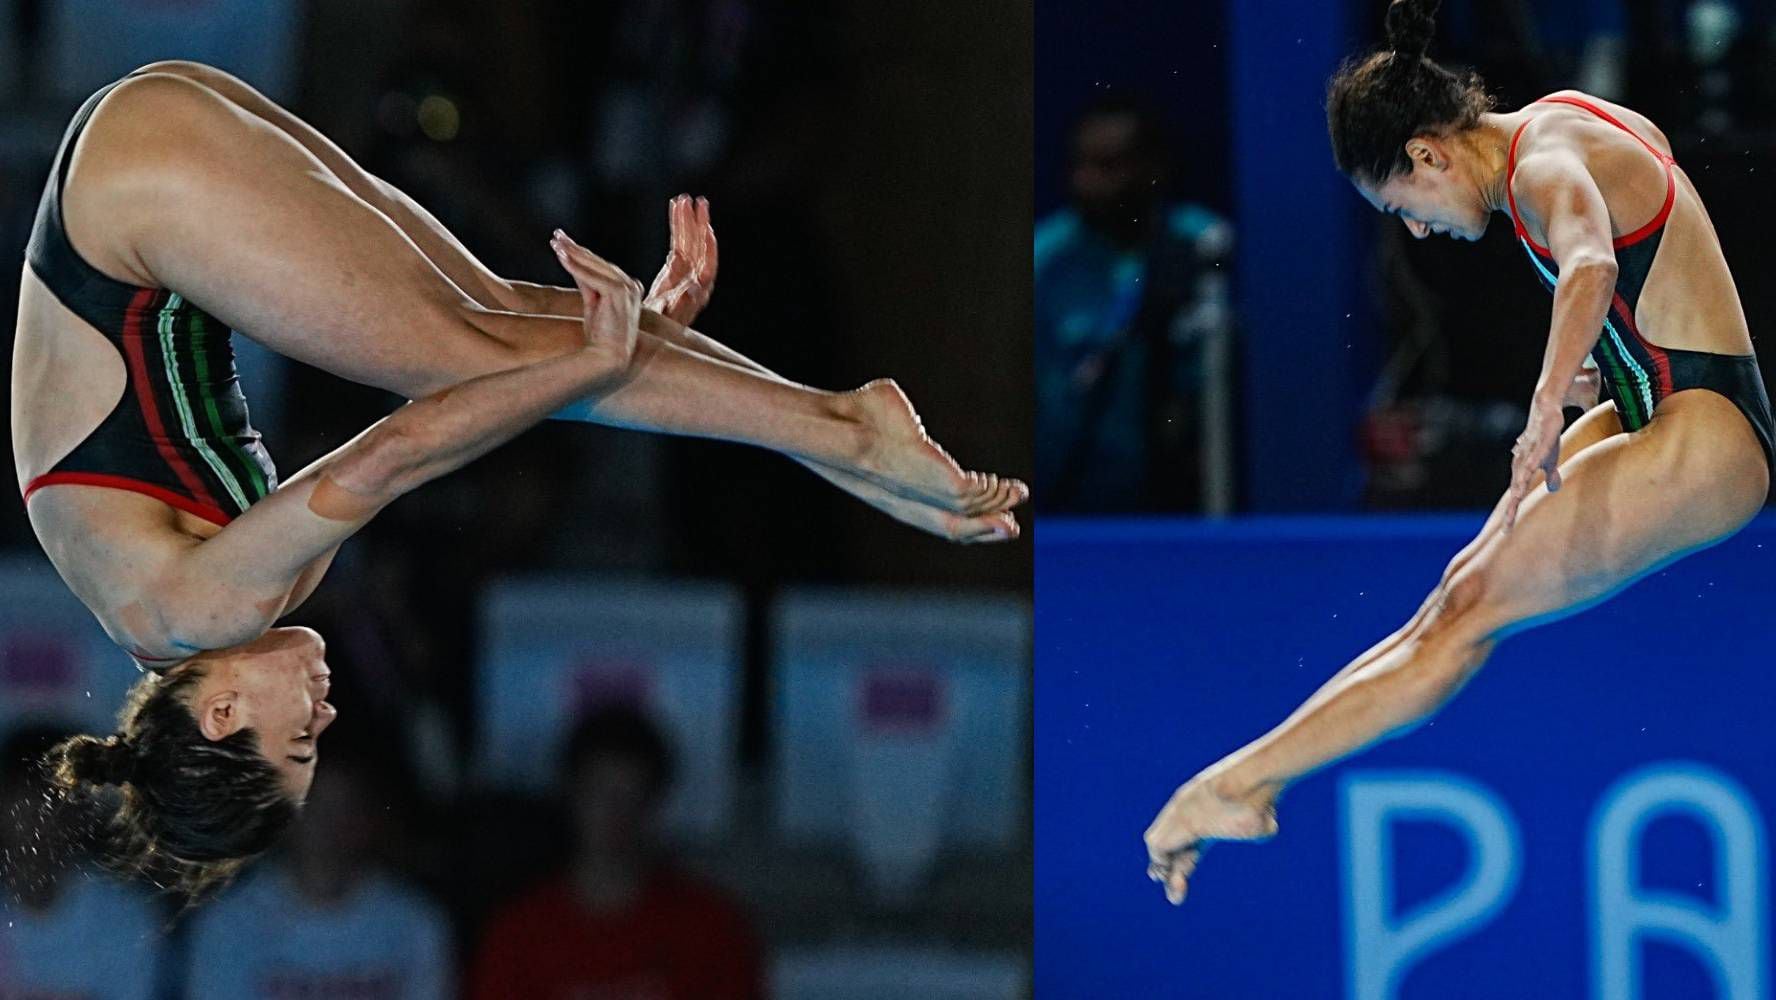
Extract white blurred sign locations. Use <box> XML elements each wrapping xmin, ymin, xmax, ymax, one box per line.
<box><xmin>774</xmin><ymin>947</ymin><xmax>1025</xmax><ymax>1000</ymax></box>
<box><xmin>772</xmin><ymin>588</ymin><xmax>1029</xmax><ymax>871</ymax></box>
<box><xmin>0</xmin><ymin>558</ymin><xmax>139</xmax><ymax>736</ymax></box>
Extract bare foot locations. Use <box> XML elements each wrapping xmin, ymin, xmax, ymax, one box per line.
<box><xmin>793</xmin><ymin>457</ymin><xmax>1019</xmax><ymax>543</ymax></box>
<box><xmin>844</xmin><ymin>379</ymin><xmax>1028</xmax><ymax>514</ymax></box>
<box><xmin>1143</xmin><ymin>773</ymin><xmax>1280</xmax><ymax>905</ymax></box>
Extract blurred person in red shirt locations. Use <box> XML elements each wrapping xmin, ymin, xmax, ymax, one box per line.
<box><xmin>470</xmin><ymin>705</ymin><xmax>763</xmax><ymax>1000</ymax></box>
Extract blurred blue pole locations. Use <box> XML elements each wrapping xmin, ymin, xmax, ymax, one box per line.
<box><xmin>1231</xmin><ymin>0</ymin><xmax>1370</xmax><ymax>510</ymax></box>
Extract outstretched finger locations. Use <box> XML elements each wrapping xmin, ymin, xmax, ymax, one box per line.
<box><xmin>1501</xmin><ymin>481</ymin><xmax>1525</xmax><ymax>533</ymax></box>
<box><xmin>559</xmin><ymin>242</ymin><xmax>622</xmax><ymax>285</ymax></box>
<box><xmin>552</xmin><ymin>230</ymin><xmax>629</xmax><ymax>285</ymax></box>
<box><xmin>1166</xmin><ymin>872</ymin><xmax>1188</xmax><ymax>904</ymax></box>
<box><xmin>699</xmin><ymin>208</ymin><xmax>713</xmax><ymax>282</ymax></box>
<box><xmin>696</xmin><ymin>197</ymin><xmax>718</xmax><ymax>280</ymax></box>
<box><xmin>554</xmin><ymin>244</ymin><xmax>609</xmax><ymax>293</ymax></box>
<box><xmin>556</xmin><ymin>241</ymin><xmax>642</xmax><ymax>305</ymax></box>
<box><xmin>670</xmin><ymin>195</ymin><xmax>693</xmax><ymax>256</ymax></box>
<box><xmin>1164</xmin><ymin>848</ymin><xmax>1199</xmax><ymax>904</ymax></box>
<box><xmin>1543</xmin><ymin>450</ymin><xmax>1563</xmax><ymax>493</ymax></box>
<box><xmin>549</xmin><ymin>238</ymin><xmax>593</xmax><ymax>288</ymax></box>
<box><xmin>1506</xmin><ymin>442</ymin><xmax>1537</xmax><ymax>522</ymax></box>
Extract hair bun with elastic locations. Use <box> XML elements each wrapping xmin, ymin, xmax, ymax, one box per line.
<box><xmin>1385</xmin><ymin>0</ymin><xmax>1440</xmax><ymax>59</ymax></box>
<box><xmin>67</xmin><ymin>735</ymin><xmax>138</xmax><ymax>787</ymax></box>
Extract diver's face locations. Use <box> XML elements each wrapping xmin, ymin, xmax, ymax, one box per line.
<box><xmin>1355</xmin><ymin>141</ymin><xmax>1490</xmax><ymax>242</ymax></box>
<box><xmin>187</xmin><ymin>627</ymin><xmax>336</xmax><ymax>799</ymax></box>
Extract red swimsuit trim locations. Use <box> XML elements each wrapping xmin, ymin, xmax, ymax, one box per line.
<box><xmin>118</xmin><ymin>288</ymin><xmax>224</xmax><ymax>511</ymax></box>
<box><xmin>1609</xmin><ymin>288</ymin><xmax>1675</xmax><ymax>396</ymax></box>
<box><xmin>23</xmin><ymin>471</ymin><xmax>234</xmax><ymax>527</ymax></box>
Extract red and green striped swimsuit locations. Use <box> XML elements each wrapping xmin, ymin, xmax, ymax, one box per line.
<box><xmin>1506</xmin><ymin>94</ymin><xmax>1775</xmax><ymax>473</ymax></box>
<box><xmin>22</xmin><ymin>75</ymin><xmax>278</xmax><ymax>529</ymax></box>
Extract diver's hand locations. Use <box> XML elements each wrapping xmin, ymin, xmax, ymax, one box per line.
<box><xmin>1144</xmin><ymin>770</ymin><xmax>1279</xmax><ymax>906</ymax></box>
<box><xmin>645</xmin><ymin>194</ymin><xmax>718</xmax><ymax>326</ymax></box>
<box><xmin>1503</xmin><ymin>391</ymin><xmax>1566</xmax><ymax>531</ymax></box>
<box><xmin>550</xmin><ymin>230</ymin><xmax>642</xmax><ymax>375</ymax></box>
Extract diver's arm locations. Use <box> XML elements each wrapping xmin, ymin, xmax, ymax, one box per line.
<box><xmin>1513</xmin><ymin>150</ymin><xmax>1619</xmax><ymax>409</ymax></box>
<box><xmin>132</xmin><ymin>269</ymin><xmax>640</xmax><ymax>655</ymax></box>
<box><xmin>1501</xmin><ymin>149</ymin><xmax>1618</xmax><ymax>528</ymax></box>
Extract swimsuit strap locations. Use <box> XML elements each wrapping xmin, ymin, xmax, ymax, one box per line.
<box><xmin>1508</xmin><ymin>95</ymin><xmax>1677</xmax><ymax>256</ymax></box>
<box><xmin>1505</xmin><ymin>118</ymin><xmax>1537</xmax><ymax>251</ymax></box>
<box><xmin>1534</xmin><ymin>95</ymin><xmax>1675</xmax><ymax>166</ymax></box>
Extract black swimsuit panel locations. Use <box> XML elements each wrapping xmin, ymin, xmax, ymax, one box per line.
<box><xmin>22</xmin><ymin>76</ymin><xmax>277</xmax><ymax>527</ymax></box>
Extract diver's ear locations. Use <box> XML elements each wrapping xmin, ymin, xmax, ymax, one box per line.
<box><xmin>1404</xmin><ymin>136</ymin><xmax>1446</xmax><ymax>172</ymax></box>
<box><xmin>195</xmin><ymin>689</ymin><xmax>244</xmax><ymax>742</ymax></box>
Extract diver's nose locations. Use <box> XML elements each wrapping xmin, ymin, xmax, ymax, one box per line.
<box><xmin>1404</xmin><ymin>218</ymin><xmax>1429</xmax><ymax>239</ymax></box>
<box><xmin>312</xmin><ymin>700</ymin><xmax>339</xmax><ymax>736</ymax></box>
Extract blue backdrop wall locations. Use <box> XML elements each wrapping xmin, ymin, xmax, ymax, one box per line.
<box><xmin>1036</xmin><ymin>514</ymin><xmax>1776</xmax><ymax>999</ymax></box>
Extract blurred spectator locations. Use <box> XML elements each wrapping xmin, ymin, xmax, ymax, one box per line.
<box><xmin>470</xmin><ymin>704</ymin><xmax>763</xmax><ymax>1000</ymax></box>
<box><xmin>0</xmin><ymin>724</ymin><xmax>164</xmax><ymax>1000</ymax></box>
<box><xmin>1035</xmin><ymin>92</ymin><xmax>1233</xmax><ymax>513</ymax></box>
<box><xmin>184</xmin><ymin>750</ymin><xmax>452</xmax><ymax>1000</ymax></box>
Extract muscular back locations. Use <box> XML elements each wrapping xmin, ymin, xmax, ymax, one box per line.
<box><xmin>1516</xmin><ymin>91</ymin><xmax>1752</xmax><ymax>357</ymax></box>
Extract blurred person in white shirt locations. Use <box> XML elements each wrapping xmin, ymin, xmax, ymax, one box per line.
<box><xmin>184</xmin><ymin>748</ymin><xmax>452</xmax><ymax>1000</ymax></box>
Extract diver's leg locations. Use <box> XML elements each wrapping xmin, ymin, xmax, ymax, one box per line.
<box><xmin>1316</xmin><ymin>401</ymin><xmax>1627</xmax><ymax>692</ymax></box>
<box><xmin>1144</xmin><ymin>391</ymin><xmax>1765</xmax><ymax>902</ymax></box>
<box><xmin>129</xmin><ymin>60</ymin><xmax>531</xmax><ymax>313</ymax></box>
<box><xmin>67</xmin><ymin>73</ymin><xmax>1016</xmax><ymax>513</ymax></box>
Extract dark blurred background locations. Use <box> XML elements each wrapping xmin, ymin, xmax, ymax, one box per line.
<box><xmin>0</xmin><ymin>1</ymin><xmax>1032</xmax><ymax>997</ymax></box>
<box><xmin>1036</xmin><ymin>0</ymin><xmax>1776</xmax><ymax>514</ymax></box>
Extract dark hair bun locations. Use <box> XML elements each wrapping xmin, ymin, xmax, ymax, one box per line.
<box><xmin>1385</xmin><ymin>0</ymin><xmax>1439</xmax><ymax>59</ymax></box>
<box><xmin>51</xmin><ymin>734</ymin><xmax>137</xmax><ymax>788</ymax></box>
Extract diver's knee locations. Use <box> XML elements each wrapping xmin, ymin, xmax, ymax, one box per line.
<box><xmin>1418</xmin><ymin>562</ymin><xmax>1506</xmax><ymax>646</ymax></box>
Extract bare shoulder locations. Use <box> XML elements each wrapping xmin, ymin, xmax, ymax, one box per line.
<box><xmin>1509</xmin><ymin>131</ymin><xmax>1594</xmax><ymax>207</ymax></box>
<box><xmin>1507</xmin><ymin>138</ymin><xmax>1612</xmax><ymax>247</ymax></box>
<box><xmin>1540</xmin><ymin>89</ymin><xmax>1673</xmax><ymax>157</ymax></box>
